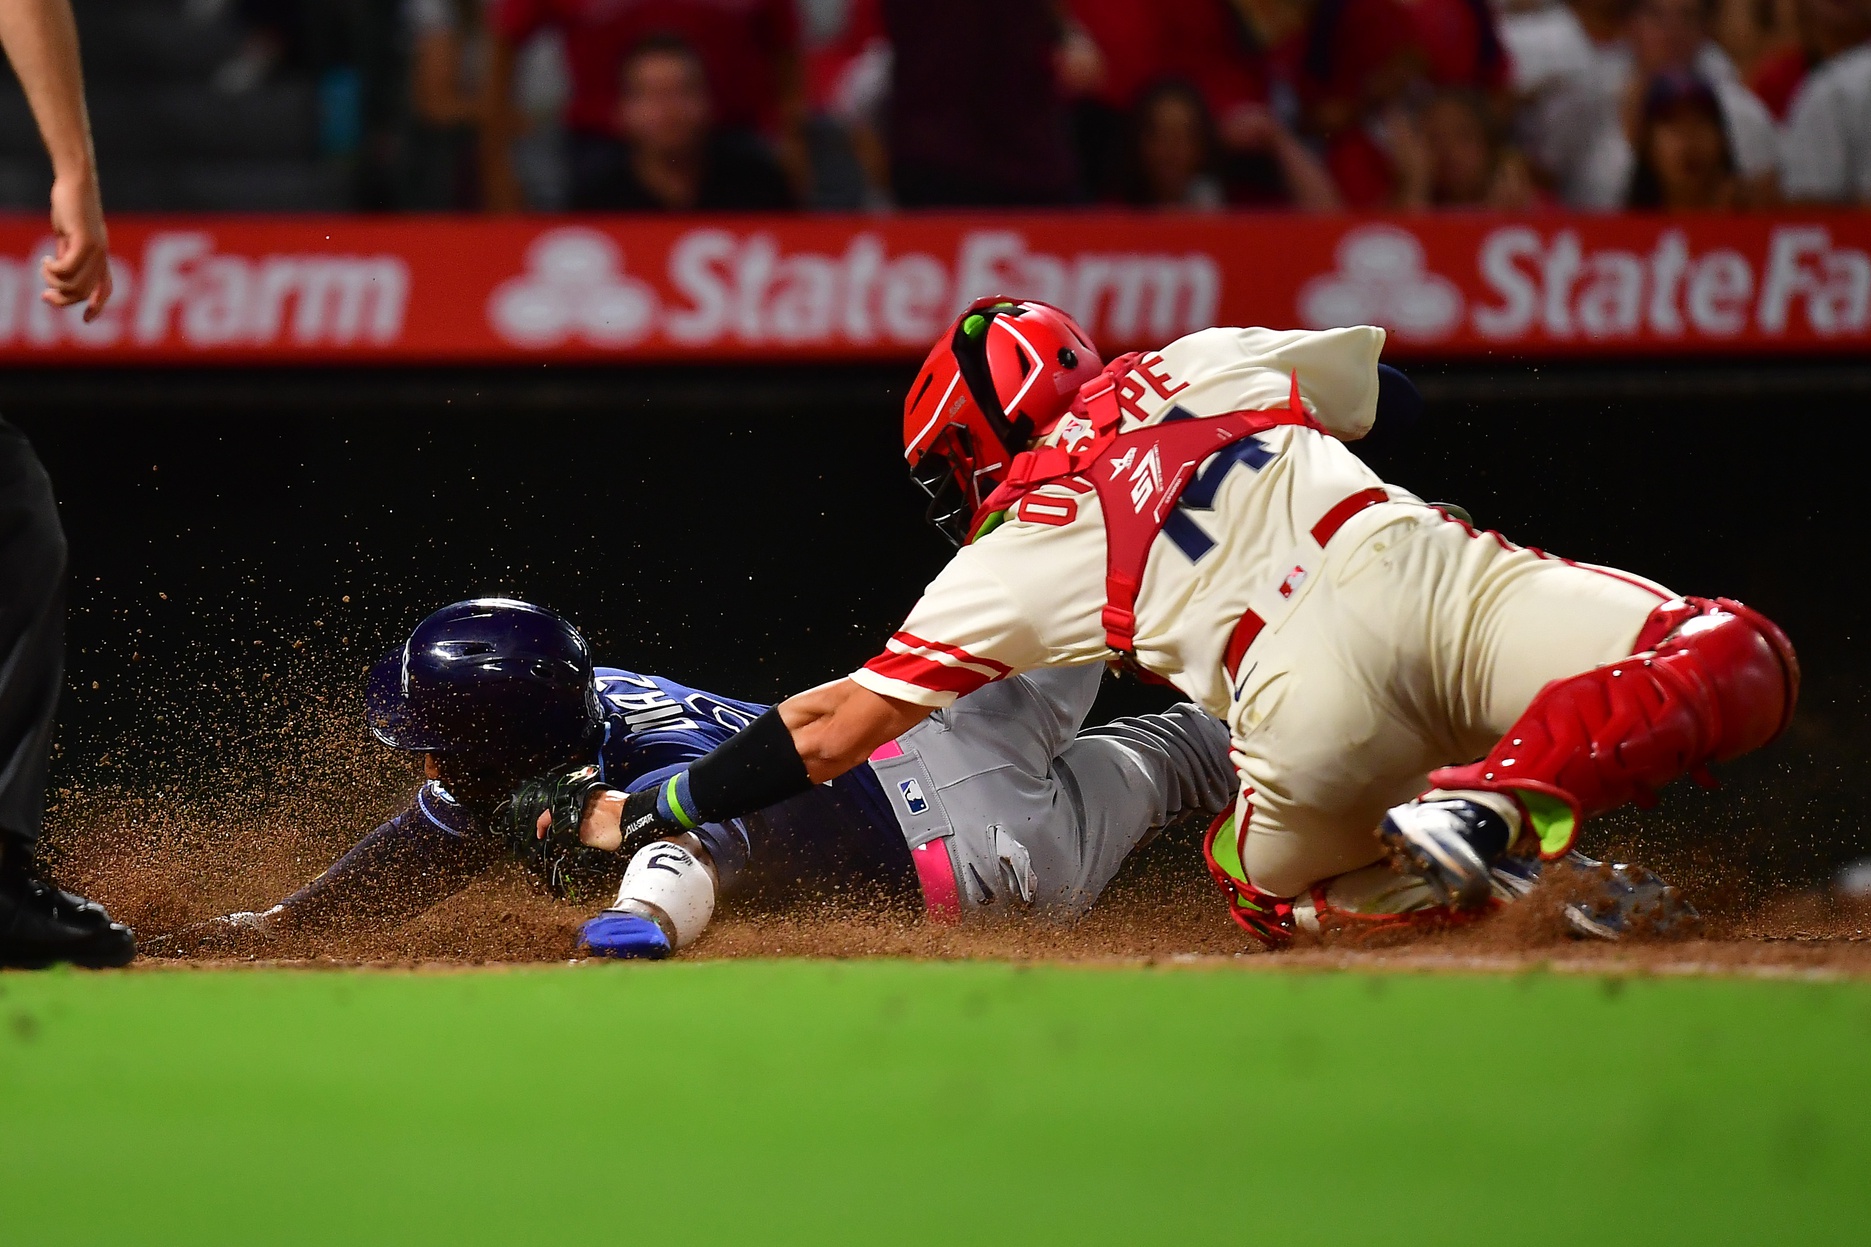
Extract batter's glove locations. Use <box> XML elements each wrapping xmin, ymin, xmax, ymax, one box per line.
<box><xmin>497</xmin><ymin>763</ymin><xmax>620</xmax><ymax>900</ymax></box>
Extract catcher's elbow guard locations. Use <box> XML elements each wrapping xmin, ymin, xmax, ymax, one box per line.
<box><xmin>611</xmin><ymin>840</ymin><xmax>717</xmax><ymax>950</ymax></box>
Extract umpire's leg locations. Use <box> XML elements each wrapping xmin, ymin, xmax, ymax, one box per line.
<box><xmin>1</xmin><ymin>419</ymin><xmax>67</xmax><ymax>855</ymax></box>
<box><xmin>0</xmin><ymin>419</ymin><xmax>134</xmax><ymax>967</ymax></box>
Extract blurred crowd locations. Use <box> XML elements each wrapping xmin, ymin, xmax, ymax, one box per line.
<box><xmin>213</xmin><ymin>0</ymin><xmax>1871</xmax><ymax>212</ymax></box>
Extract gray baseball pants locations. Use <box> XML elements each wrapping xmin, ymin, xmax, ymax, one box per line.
<box><xmin>866</xmin><ymin>666</ymin><xmax>1236</xmax><ymax>919</ymax></box>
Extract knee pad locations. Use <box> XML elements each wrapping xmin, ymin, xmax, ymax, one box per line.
<box><xmin>1638</xmin><ymin>596</ymin><xmax>1799</xmax><ymax>760</ymax></box>
<box><xmin>1429</xmin><ymin>596</ymin><xmax>1799</xmax><ymax>857</ymax></box>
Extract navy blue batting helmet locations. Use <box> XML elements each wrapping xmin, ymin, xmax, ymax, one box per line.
<box><xmin>365</xmin><ymin>598</ymin><xmax>604</xmax><ymax>761</ymax></box>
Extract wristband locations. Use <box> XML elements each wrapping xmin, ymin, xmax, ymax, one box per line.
<box><xmin>619</xmin><ymin>787</ymin><xmax>681</xmax><ymax>845</ymax></box>
<box><xmin>656</xmin><ymin>770</ymin><xmax>698</xmax><ymax>829</ymax></box>
<box><xmin>613</xmin><ymin>771</ymin><xmax>704</xmax><ymax>841</ymax></box>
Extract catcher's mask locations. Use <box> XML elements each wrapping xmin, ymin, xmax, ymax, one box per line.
<box><xmin>902</xmin><ymin>297</ymin><xmax>1102</xmax><ymax>544</ymax></box>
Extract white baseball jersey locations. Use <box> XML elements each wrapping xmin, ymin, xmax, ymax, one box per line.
<box><xmin>852</xmin><ymin>325</ymin><xmax>1391</xmax><ymax>718</ymax></box>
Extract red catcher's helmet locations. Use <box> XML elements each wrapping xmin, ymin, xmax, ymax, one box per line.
<box><xmin>903</xmin><ymin>296</ymin><xmax>1102</xmax><ymax>543</ymax></box>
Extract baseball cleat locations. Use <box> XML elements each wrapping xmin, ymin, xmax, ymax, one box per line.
<box><xmin>578</xmin><ymin>909</ymin><xmax>672</xmax><ymax>960</ymax></box>
<box><xmin>1489</xmin><ymin>851</ymin><xmax>1701</xmax><ymax>940</ymax></box>
<box><xmin>0</xmin><ymin>854</ymin><xmax>136</xmax><ymax>969</ymax></box>
<box><xmin>1560</xmin><ymin>857</ymin><xmax>1702</xmax><ymax>941</ymax></box>
<box><xmin>1488</xmin><ymin>852</ymin><xmax>1543</xmax><ymax>901</ymax></box>
<box><xmin>1378</xmin><ymin>794</ymin><xmax>1520</xmax><ymax>912</ymax></box>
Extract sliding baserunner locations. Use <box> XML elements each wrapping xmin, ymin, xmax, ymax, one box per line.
<box><xmin>524</xmin><ymin>299</ymin><xmax>1796</xmax><ymax>944</ymax></box>
<box><xmin>170</xmin><ymin>597</ymin><xmax>1234</xmax><ymax>957</ymax></box>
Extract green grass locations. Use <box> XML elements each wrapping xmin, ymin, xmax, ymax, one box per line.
<box><xmin>3</xmin><ymin>962</ymin><xmax>1868</xmax><ymax>1245</ymax></box>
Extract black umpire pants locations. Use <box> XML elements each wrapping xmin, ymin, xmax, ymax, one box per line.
<box><xmin>0</xmin><ymin>418</ymin><xmax>64</xmax><ymax>861</ymax></box>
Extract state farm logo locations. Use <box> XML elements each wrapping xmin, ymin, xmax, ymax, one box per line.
<box><xmin>1472</xmin><ymin>224</ymin><xmax>1869</xmax><ymax>339</ymax></box>
<box><xmin>488</xmin><ymin>228</ymin><xmax>657</xmax><ymax>347</ymax></box>
<box><xmin>0</xmin><ymin>231</ymin><xmax>408</xmax><ymax>349</ymax></box>
<box><xmin>486</xmin><ymin>227</ymin><xmax>1221</xmax><ymax>350</ymax></box>
<box><xmin>1299</xmin><ymin>225</ymin><xmax>1464</xmax><ymax>341</ymax></box>
<box><xmin>1298</xmin><ymin>221</ymin><xmax>1868</xmax><ymax>344</ymax></box>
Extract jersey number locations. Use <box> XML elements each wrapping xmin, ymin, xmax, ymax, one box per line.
<box><xmin>1016</xmin><ymin>494</ymin><xmax>1078</xmax><ymax>527</ymax></box>
<box><xmin>1161</xmin><ymin>436</ymin><xmax>1274</xmax><ymax>562</ymax></box>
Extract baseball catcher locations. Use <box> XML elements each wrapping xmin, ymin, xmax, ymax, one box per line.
<box><xmin>542</xmin><ymin>298</ymin><xmax>1797</xmax><ymax>944</ymax></box>
<box><xmin>168</xmin><ymin>596</ymin><xmax>1236</xmax><ymax>958</ymax></box>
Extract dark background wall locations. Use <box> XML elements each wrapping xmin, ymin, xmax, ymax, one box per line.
<box><xmin>4</xmin><ymin>359</ymin><xmax>1865</xmax><ymax>884</ymax></box>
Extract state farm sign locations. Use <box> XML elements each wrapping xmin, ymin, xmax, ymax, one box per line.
<box><xmin>1299</xmin><ymin>220</ymin><xmax>1868</xmax><ymax>345</ymax></box>
<box><xmin>484</xmin><ymin>226</ymin><xmax>1218</xmax><ymax>350</ymax></box>
<box><xmin>1</xmin><ymin>212</ymin><xmax>1865</xmax><ymax>364</ymax></box>
<box><xmin>1472</xmin><ymin>223</ymin><xmax>1866</xmax><ymax>340</ymax></box>
<box><xmin>0</xmin><ymin>231</ymin><xmax>410</xmax><ymax>350</ymax></box>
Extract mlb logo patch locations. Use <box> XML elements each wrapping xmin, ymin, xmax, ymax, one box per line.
<box><xmin>1279</xmin><ymin>565</ymin><xmax>1308</xmax><ymax>599</ymax></box>
<box><xmin>899</xmin><ymin>778</ymin><xmax>929</xmax><ymax>815</ymax></box>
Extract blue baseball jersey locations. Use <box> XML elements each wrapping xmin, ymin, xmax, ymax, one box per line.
<box><xmin>589</xmin><ymin>667</ymin><xmax>768</xmax><ymax>794</ymax></box>
<box><xmin>277</xmin><ymin>666</ymin><xmax>916</xmax><ymax>926</ymax></box>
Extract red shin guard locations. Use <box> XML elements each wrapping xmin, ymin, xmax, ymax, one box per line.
<box><xmin>1428</xmin><ymin>597</ymin><xmax>1799</xmax><ymax>857</ymax></box>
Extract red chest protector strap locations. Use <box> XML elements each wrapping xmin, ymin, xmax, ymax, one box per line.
<box><xmin>974</xmin><ymin>372</ymin><xmax>1319</xmax><ymax>653</ymax></box>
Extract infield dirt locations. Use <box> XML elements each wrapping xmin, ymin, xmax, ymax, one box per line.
<box><xmin>33</xmin><ymin>700</ymin><xmax>1870</xmax><ymax>977</ymax></box>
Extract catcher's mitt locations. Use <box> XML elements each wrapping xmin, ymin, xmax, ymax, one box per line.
<box><xmin>496</xmin><ymin>763</ymin><xmax>613</xmax><ymax>899</ymax></box>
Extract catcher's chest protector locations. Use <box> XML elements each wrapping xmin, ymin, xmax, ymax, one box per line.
<box><xmin>975</xmin><ymin>372</ymin><xmax>1319</xmax><ymax>655</ymax></box>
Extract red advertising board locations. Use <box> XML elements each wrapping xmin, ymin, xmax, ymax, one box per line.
<box><xmin>1</xmin><ymin>212</ymin><xmax>1866</xmax><ymax>364</ymax></box>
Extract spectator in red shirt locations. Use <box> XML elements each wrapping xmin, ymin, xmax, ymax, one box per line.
<box><xmin>1063</xmin><ymin>0</ymin><xmax>1173</xmax><ymax>116</ymax></box>
<box><xmin>1070</xmin><ymin>0</ymin><xmax>1302</xmax><ymax>199</ymax></box>
<box><xmin>1749</xmin><ymin>0</ymin><xmax>1871</xmax><ymax>118</ymax></box>
<box><xmin>883</xmin><ymin>0</ymin><xmax>1077</xmax><ymax>206</ymax></box>
<box><xmin>1066</xmin><ymin>0</ymin><xmax>1342</xmax><ymax>206</ymax></box>
<box><xmin>480</xmin><ymin>0</ymin><xmax>804</xmax><ymax>210</ymax></box>
<box><xmin>1410</xmin><ymin>0</ymin><xmax>1511</xmax><ymax>91</ymax></box>
<box><xmin>1299</xmin><ymin>0</ymin><xmax>1514</xmax><ymax>207</ymax></box>
<box><xmin>1066</xmin><ymin>0</ymin><xmax>1282</xmax><ymax>128</ymax></box>
<box><xmin>1297</xmin><ymin>0</ymin><xmax>1426</xmax><ymax>207</ymax></box>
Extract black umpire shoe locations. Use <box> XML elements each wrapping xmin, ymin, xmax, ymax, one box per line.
<box><xmin>0</xmin><ymin>852</ymin><xmax>135</xmax><ymax>969</ymax></box>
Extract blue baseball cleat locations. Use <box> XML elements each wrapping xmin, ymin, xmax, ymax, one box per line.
<box><xmin>579</xmin><ymin>909</ymin><xmax>672</xmax><ymax>960</ymax></box>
